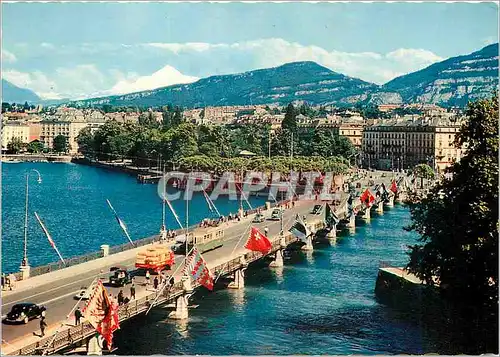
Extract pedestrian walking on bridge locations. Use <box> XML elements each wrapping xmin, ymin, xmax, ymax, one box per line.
<box><xmin>74</xmin><ymin>307</ymin><xmax>82</xmax><ymax>326</ymax></box>
<box><xmin>118</xmin><ymin>290</ymin><xmax>124</xmax><ymax>306</ymax></box>
<box><xmin>130</xmin><ymin>284</ymin><xmax>136</xmax><ymax>299</ymax></box>
<box><xmin>39</xmin><ymin>317</ymin><xmax>47</xmax><ymax>337</ymax></box>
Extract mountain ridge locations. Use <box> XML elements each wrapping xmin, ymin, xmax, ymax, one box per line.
<box><xmin>3</xmin><ymin>44</ymin><xmax>498</xmax><ymax>108</ymax></box>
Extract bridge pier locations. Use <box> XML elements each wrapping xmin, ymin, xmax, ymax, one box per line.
<box><xmin>168</xmin><ymin>277</ymin><xmax>193</xmax><ymax>320</ymax></box>
<box><xmin>301</xmin><ymin>235</ymin><xmax>314</xmax><ymax>251</ymax></box>
<box><xmin>347</xmin><ymin>213</ymin><xmax>356</xmax><ymax>229</ymax></box>
<box><xmin>326</xmin><ymin>225</ymin><xmax>337</xmax><ymax>239</ymax></box>
<box><xmin>358</xmin><ymin>208</ymin><xmax>370</xmax><ymax>222</ymax></box>
<box><xmin>373</xmin><ymin>201</ymin><xmax>384</xmax><ymax>214</ymax></box>
<box><xmin>269</xmin><ymin>249</ymin><xmax>284</xmax><ymax>267</ymax></box>
<box><xmin>384</xmin><ymin>196</ymin><xmax>394</xmax><ymax>208</ymax></box>
<box><xmin>86</xmin><ymin>334</ymin><xmax>104</xmax><ymax>355</ymax></box>
<box><xmin>228</xmin><ymin>257</ymin><xmax>247</xmax><ymax>289</ymax></box>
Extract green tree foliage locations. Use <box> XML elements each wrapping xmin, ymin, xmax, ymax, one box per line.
<box><xmin>138</xmin><ymin>112</ymin><xmax>160</xmax><ymax>128</ymax></box>
<box><xmin>26</xmin><ymin>140</ymin><xmax>44</xmax><ymax>153</ymax></box>
<box><xmin>405</xmin><ymin>95</ymin><xmax>498</xmax><ymax>349</ymax></box>
<box><xmin>7</xmin><ymin>137</ymin><xmax>24</xmax><ymax>154</ymax></box>
<box><xmin>53</xmin><ymin>135</ymin><xmax>68</xmax><ymax>153</ymax></box>
<box><xmin>281</xmin><ymin>103</ymin><xmax>298</xmax><ymax>133</ymax></box>
<box><xmin>413</xmin><ymin>163</ymin><xmax>435</xmax><ymax>188</ymax></box>
<box><xmin>76</xmin><ymin>127</ymin><xmax>95</xmax><ymax>155</ymax></box>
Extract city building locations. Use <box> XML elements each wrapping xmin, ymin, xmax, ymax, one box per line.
<box><xmin>39</xmin><ymin>121</ymin><xmax>105</xmax><ymax>154</ymax></box>
<box><xmin>362</xmin><ymin>114</ymin><xmax>465</xmax><ymax>173</ymax></box>
<box><xmin>1</xmin><ymin>122</ymin><xmax>30</xmax><ymax>149</ymax></box>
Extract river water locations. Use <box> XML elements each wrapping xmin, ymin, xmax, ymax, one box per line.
<box><xmin>112</xmin><ymin>202</ymin><xmax>441</xmax><ymax>354</ymax></box>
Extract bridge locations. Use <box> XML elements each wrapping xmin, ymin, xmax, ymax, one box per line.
<box><xmin>1</xmin><ymin>173</ymin><xmax>410</xmax><ymax>355</ymax></box>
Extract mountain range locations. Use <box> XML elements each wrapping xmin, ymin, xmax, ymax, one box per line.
<box><xmin>2</xmin><ymin>44</ymin><xmax>498</xmax><ymax>108</ymax></box>
<box><xmin>1</xmin><ymin>79</ymin><xmax>41</xmax><ymax>104</ymax></box>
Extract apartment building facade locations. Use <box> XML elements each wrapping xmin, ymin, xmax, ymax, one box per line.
<box><xmin>1</xmin><ymin>123</ymin><xmax>30</xmax><ymax>149</ymax></box>
<box><xmin>362</xmin><ymin>115</ymin><xmax>465</xmax><ymax>173</ymax></box>
<box><xmin>40</xmin><ymin>121</ymin><xmax>105</xmax><ymax>153</ymax></box>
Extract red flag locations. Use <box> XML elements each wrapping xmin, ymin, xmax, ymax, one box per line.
<box><xmin>360</xmin><ymin>189</ymin><xmax>375</xmax><ymax>207</ymax></box>
<box><xmin>82</xmin><ymin>280</ymin><xmax>120</xmax><ymax>349</ymax></box>
<box><xmin>245</xmin><ymin>227</ymin><xmax>272</xmax><ymax>254</ymax></box>
<box><xmin>390</xmin><ymin>180</ymin><xmax>398</xmax><ymax>193</ymax></box>
<box><xmin>184</xmin><ymin>248</ymin><xmax>214</xmax><ymax>290</ymax></box>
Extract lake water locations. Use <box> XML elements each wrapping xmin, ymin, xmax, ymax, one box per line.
<box><xmin>1</xmin><ymin>162</ymin><xmax>266</xmax><ymax>273</ymax></box>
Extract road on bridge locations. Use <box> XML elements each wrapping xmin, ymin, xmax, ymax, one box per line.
<box><xmin>1</xmin><ymin>200</ymin><xmax>319</xmax><ymax>347</ymax></box>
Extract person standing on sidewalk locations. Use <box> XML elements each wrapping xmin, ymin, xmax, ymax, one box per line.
<box><xmin>145</xmin><ymin>270</ymin><xmax>151</xmax><ymax>286</ymax></box>
<box><xmin>153</xmin><ymin>276</ymin><xmax>159</xmax><ymax>290</ymax></box>
<box><xmin>40</xmin><ymin>317</ymin><xmax>47</xmax><ymax>337</ymax></box>
<box><xmin>74</xmin><ymin>307</ymin><xmax>82</xmax><ymax>326</ymax></box>
<box><xmin>130</xmin><ymin>283</ymin><xmax>136</xmax><ymax>299</ymax></box>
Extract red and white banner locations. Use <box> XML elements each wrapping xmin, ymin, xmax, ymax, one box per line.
<box><xmin>82</xmin><ymin>280</ymin><xmax>120</xmax><ymax>349</ymax></box>
<box><xmin>183</xmin><ymin>247</ymin><xmax>214</xmax><ymax>290</ymax></box>
<box><xmin>245</xmin><ymin>227</ymin><xmax>272</xmax><ymax>255</ymax></box>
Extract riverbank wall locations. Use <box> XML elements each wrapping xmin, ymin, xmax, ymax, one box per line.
<box><xmin>1</xmin><ymin>154</ymin><xmax>73</xmax><ymax>163</ymax></box>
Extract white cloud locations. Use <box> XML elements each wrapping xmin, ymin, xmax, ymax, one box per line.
<box><xmin>145</xmin><ymin>38</ymin><xmax>443</xmax><ymax>84</ymax></box>
<box><xmin>2</xmin><ymin>38</ymin><xmax>445</xmax><ymax>99</ymax></box>
<box><xmin>105</xmin><ymin>65</ymin><xmax>199</xmax><ymax>95</ymax></box>
<box><xmin>2</xmin><ymin>49</ymin><xmax>17</xmax><ymax>63</ymax></box>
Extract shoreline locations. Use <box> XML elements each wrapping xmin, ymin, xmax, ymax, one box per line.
<box><xmin>1</xmin><ymin>154</ymin><xmax>73</xmax><ymax>163</ymax></box>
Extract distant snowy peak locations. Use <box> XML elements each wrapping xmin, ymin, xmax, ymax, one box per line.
<box><xmin>107</xmin><ymin>65</ymin><xmax>199</xmax><ymax>95</ymax></box>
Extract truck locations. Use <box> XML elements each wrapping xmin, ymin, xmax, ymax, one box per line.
<box><xmin>135</xmin><ymin>244</ymin><xmax>175</xmax><ymax>272</ymax></box>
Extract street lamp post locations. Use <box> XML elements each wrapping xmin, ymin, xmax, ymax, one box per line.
<box><xmin>21</xmin><ymin>169</ymin><xmax>42</xmax><ymax>278</ymax></box>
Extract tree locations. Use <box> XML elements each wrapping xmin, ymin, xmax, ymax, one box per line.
<box><xmin>281</xmin><ymin>103</ymin><xmax>298</xmax><ymax>133</ymax></box>
<box><xmin>7</xmin><ymin>137</ymin><xmax>24</xmax><ymax>154</ymax></box>
<box><xmin>405</xmin><ymin>95</ymin><xmax>498</xmax><ymax>352</ymax></box>
<box><xmin>26</xmin><ymin>140</ymin><xmax>44</xmax><ymax>153</ymax></box>
<box><xmin>53</xmin><ymin>135</ymin><xmax>68</xmax><ymax>153</ymax></box>
<box><xmin>76</xmin><ymin>127</ymin><xmax>95</xmax><ymax>155</ymax></box>
<box><xmin>413</xmin><ymin>163</ymin><xmax>435</xmax><ymax>188</ymax></box>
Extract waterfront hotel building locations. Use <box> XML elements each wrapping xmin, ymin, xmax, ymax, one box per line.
<box><xmin>362</xmin><ymin>114</ymin><xmax>465</xmax><ymax>173</ymax></box>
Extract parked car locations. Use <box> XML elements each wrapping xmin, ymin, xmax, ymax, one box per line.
<box><xmin>5</xmin><ymin>303</ymin><xmax>46</xmax><ymax>324</ymax></box>
<box><xmin>74</xmin><ymin>286</ymin><xmax>92</xmax><ymax>300</ymax></box>
<box><xmin>269</xmin><ymin>208</ymin><xmax>282</xmax><ymax>221</ymax></box>
<box><xmin>252</xmin><ymin>213</ymin><xmax>265</xmax><ymax>223</ymax></box>
<box><xmin>109</xmin><ymin>269</ymin><xmax>132</xmax><ymax>287</ymax></box>
<box><xmin>311</xmin><ymin>204</ymin><xmax>324</xmax><ymax>215</ymax></box>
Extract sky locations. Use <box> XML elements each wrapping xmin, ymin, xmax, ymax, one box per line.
<box><xmin>2</xmin><ymin>1</ymin><xmax>498</xmax><ymax>100</ymax></box>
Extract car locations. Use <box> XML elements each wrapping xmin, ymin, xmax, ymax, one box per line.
<box><xmin>74</xmin><ymin>286</ymin><xmax>92</xmax><ymax>300</ymax></box>
<box><xmin>252</xmin><ymin>213</ymin><xmax>265</xmax><ymax>223</ymax></box>
<box><xmin>269</xmin><ymin>208</ymin><xmax>282</xmax><ymax>221</ymax></box>
<box><xmin>311</xmin><ymin>204</ymin><xmax>324</xmax><ymax>215</ymax></box>
<box><xmin>109</xmin><ymin>269</ymin><xmax>132</xmax><ymax>287</ymax></box>
<box><xmin>5</xmin><ymin>303</ymin><xmax>46</xmax><ymax>324</ymax></box>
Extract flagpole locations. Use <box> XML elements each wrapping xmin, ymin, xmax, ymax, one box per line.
<box><xmin>162</xmin><ymin>163</ymin><xmax>166</xmax><ymax>231</ymax></box>
<box><xmin>106</xmin><ymin>199</ymin><xmax>134</xmax><ymax>246</ymax></box>
<box><xmin>165</xmin><ymin>197</ymin><xmax>183</xmax><ymax>230</ymax></box>
<box><xmin>34</xmin><ymin>212</ymin><xmax>66</xmax><ymax>265</ymax></box>
<box><xmin>214</xmin><ymin>220</ymin><xmax>253</xmax><ymax>284</ymax></box>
